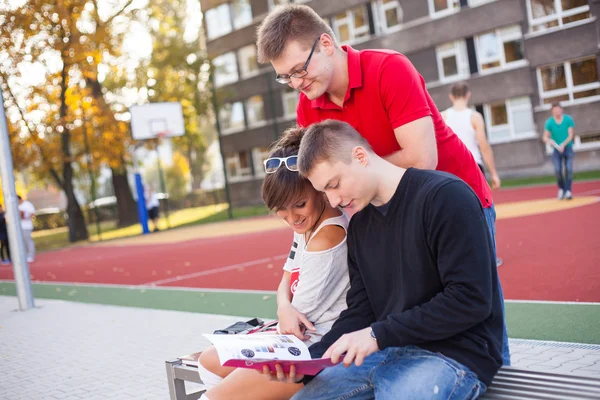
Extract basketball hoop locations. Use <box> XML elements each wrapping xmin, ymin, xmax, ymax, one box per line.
<box><xmin>156</xmin><ymin>130</ymin><xmax>171</xmax><ymax>142</ymax></box>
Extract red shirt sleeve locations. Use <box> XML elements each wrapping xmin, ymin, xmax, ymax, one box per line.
<box><xmin>379</xmin><ymin>54</ymin><xmax>432</xmax><ymax>130</ymax></box>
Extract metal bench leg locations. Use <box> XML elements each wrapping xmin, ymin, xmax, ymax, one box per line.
<box><xmin>166</xmin><ymin>360</ymin><xmax>189</xmax><ymax>400</ymax></box>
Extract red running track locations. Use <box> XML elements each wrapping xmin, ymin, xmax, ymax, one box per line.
<box><xmin>1</xmin><ymin>181</ymin><xmax>598</xmax><ymax>302</ymax></box>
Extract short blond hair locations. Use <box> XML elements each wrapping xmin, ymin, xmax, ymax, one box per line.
<box><xmin>256</xmin><ymin>4</ymin><xmax>336</xmax><ymax>64</ymax></box>
<box><xmin>298</xmin><ymin>120</ymin><xmax>372</xmax><ymax>176</ymax></box>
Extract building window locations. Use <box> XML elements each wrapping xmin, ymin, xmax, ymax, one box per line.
<box><xmin>428</xmin><ymin>0</ymin><xmax>459</xmax><ymax>18</ymax></box>
<box><xmin>231</xmin><ymin>0</ymin><xmax>252</xmax><ymax>30</ymax></box>
<box><xmin>219</xmin><ymin>102</ymin><xmax>245</xmax><ymax>134</ymax></box>
<box><xmin>537</xmin><ymin>56</ymin><xmax>600</xmax><ymax>105</ymax></box>
<box><xmin>252</xmin><ymin>147</ymin><xmax>270</xmax><ymax>178</ymax></box>
<box><xmin>238</xmin><ymin>45</ymin><xmax>259</xmax><ymax>79</ymax></box>
<box><xmin>213</xmin><ymin>52</ymin><xmax>238</xmax><ymax>87</ymax></box>
<box><xmin>436</xmin><ymin>41</ymin><xmax>470</xmax><ymax>82</ymax></box>
<box><xmin>374</xmin><ymin>0</ymin><xmax>402</xmax><ymax>32</ymax></box>
<box><xmin>483</xmin><ymin>97</ymin><xmax>536</xmax><ymax>143</ymax></box>
<box><xmin>205</xmin><ymin>4</ymin><xmax>232</xmax><ymax>40</ymax></box>
<box><xmin>332</xmin><ymin>5</ymin><xmax>370</xmax><ymax>44</ymax></box>
<box><xmin>475</xmin><ymin>25</ymin><xmax>525</xmax><ymax>73</ymax></box>
<box><xmin>226</xmin><ymin>151</ymin><xmax>252</xmax><ymax>181</ymax></box>
<box><xmin>282</xmin><ymin>86</ymin><xmax>299</xmax><ymax>118</ymax></box>
<box><xmin>526</xmin><ymin>0</ymin><xmax>591</xmax><ymax>33</ymax></box>
<box><xmin>269</xmin><ymin>0</ymin><xmax>292</xmax><ymax>8</ymax></box>
<box><xmin>245</xmin><ymin>95</ymin><xmax>265</xmax><ymax>127</ymax></box>
<box><xmin>468</xmin><ymin>0</ymin><xmax>496</xmax><ymax>6</ymax></box>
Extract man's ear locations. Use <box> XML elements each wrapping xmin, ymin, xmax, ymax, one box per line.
<box><xmin>353</xmin><ymin>146</ymin><xmax>369</xmax><ymax>166</ymax></box>
<box><xmin>320</xmin><ymin>33</ymin><xmax>336</xmax><ymax>56</ymax></box>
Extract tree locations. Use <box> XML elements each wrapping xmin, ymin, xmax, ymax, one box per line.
<box><xmin>144</xmin><ymin>0</ymin><xmax>212</xmax><ymax>191</ymax></box>
<box><xmin>0</xmin><ymin>0</ymin><xmax>143</xmax><ymax>239</ymax></box>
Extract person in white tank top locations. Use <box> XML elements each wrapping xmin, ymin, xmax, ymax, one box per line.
<box><xmin>442</xmin><ymin>82</ymin><xmax>504</xmax><ymax>268</ymax></box>
<box><xmin>442</xmin><ymin>82</ymin><xmax>501</xmax><ymax>190</ymax></box>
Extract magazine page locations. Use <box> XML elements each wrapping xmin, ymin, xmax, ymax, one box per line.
<box><xmin>203</xmin><ymin>334</ymin><xmax>335</xmax><ymax>374</ymax></box>
<box><xmin>203</xmin><ymin>334</ymin><xmax>312</xmax><ymax>364</ymax></box>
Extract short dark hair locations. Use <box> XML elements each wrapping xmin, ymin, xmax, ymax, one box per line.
<box><xmin>551</xmin><ymin>102</ymin><xmax>562</xmax><ymax>109</ymax></box>
<box><xmin>256</xmin><ymin>4</ymin><xmax>337</xmax><ymax>64</ymax></box>
<box><xmin>450</xmin><ymin>81</ymin><xmax>470</xmax><ymax>98</ymax></box>
<box><xmin>261</xmin><ymin>127</ymin><xmax>312</xmax><ymax>210</ymax></box>
<box><xmin>298</xmin><ymin>120</ymin><xmax>372</xmax><ymax>176</ymax></box>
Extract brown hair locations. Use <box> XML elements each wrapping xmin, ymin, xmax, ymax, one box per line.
<box><xmin>450</xmin><ymin>81</ymin><xmax>470</xmax><ymax>98</ymax></box>
<box><xmin>298</xmin><ymin>120</ymin><xmax>371</xmax><ymax>175</ymax></box>
<box><xmin>256</xmin><ymin>4</ymin><xmax>336</xmax><ymax>64</ymax></box>
<box><xmin>261</xmin><ymin>126</ymin><xmax>312</xmax><ymax>210</ymax></box>
<box><xmin>551</xmin><ymin>102</ymin><xmax>562</xmax><ymax>109</ymax></box>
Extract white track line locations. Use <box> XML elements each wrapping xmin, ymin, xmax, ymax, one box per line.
<box><xmin>141</xmin><ymin>254</ymin><xmax>288</xmax><ymax>286</ymax></box>
<box><xmin>505</xmin><ymin>299</ymin><xmax>600</xmax><ymax>305</ymax></box>
<box><xmin>578</xmin><ymin>189</ymin><xmax>600</xmax><ymax>196</ymax></box>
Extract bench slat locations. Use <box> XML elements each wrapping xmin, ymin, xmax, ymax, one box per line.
<box><xmin>491</xmin><ymin>376</ymin><xmax>600</xmax><ymax>393</ymax></box>
<box><xmin>484</xmin><ymin>386</ymin><xmax>600</xmax><ymax>400</ymax></box>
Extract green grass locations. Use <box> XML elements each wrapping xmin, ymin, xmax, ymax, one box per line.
<box><xmin>500</xmin><ymin>170</ymin><xmax>600</xmax><ymax>188</ymax></box>
<box><xmin>32</xmin><ymin>203</ymin><xmax>269</xmax><ymax>252</ymax></box>
<box><xmin>2</xmin><ymin>282</ymin><xmax>599</xmax><ymax>344</ymax></box>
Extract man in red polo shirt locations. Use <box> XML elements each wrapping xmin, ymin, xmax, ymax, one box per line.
<box><xmin>256</xmin><ymin>4</ymin><xmax>509</xmax><ymax>366</ymax></box>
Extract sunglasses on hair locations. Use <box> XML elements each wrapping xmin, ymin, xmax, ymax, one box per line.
<box><xmin>264</xmin><ymin>156</ymin><xmax>299</xmax><ymax>174</ymax></box>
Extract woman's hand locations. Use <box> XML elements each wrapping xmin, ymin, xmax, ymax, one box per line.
<box><xmin>262</xmin><ymin>364</ymin><xmax>304</xmax><ymax>384</ymax></box>
<box><xmin>277</xmin><ymin>303</ymin><xmax>316</xmax><ymax>341</ymax></box>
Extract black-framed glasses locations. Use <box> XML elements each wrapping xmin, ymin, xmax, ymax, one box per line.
<box><xmin>264</xmin><ymin>156</ymin><xmax>299</xmax><ymax>173</ymax></box>
<box><xmin>275</xmin><ymin>37</ymin><xmax>320</xmax><ymax>84</ymax></box>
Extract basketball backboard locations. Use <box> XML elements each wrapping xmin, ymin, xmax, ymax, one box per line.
<box><xmin>130</xmin><ymin>102</ymin><xmax>185</xmax><ymax>140</ymax></box>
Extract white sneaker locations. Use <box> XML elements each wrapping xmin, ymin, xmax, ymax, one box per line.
<box><xmin>565</xmin><ymin>190</ymin><xmax>573</xmax><ymax>200</ymax></box>
<box><xmin>27</xmin><ymin>257</ymin><xmax>34</xmax><ymax>263</ymax></box>
<box><xmin>557</xmin><ymin>189</ymin><xmax>564</xmax><ymax>200</ymax></box>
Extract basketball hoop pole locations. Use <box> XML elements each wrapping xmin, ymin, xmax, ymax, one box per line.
<box><xmin>154</xmin><ymin>136</ymin><xmax>171</xmax><ymax>228</ymax></box>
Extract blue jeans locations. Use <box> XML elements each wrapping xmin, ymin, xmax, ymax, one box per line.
<box><xmin>551</xmin><ymin>146</ymin><xmax>573</xmax><ymax>191</ymax></box>
<box><xmin>293</xmin><ymin>346</ymin><xmax>486</xmax><ymax>400</ymax></box>
<box><xmin>483</xmin><ymin>205</ymin><xmax>511</xmax><ymax>366</ymax></box>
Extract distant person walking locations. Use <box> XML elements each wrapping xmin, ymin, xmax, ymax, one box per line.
<box><xmin>442</xmin><ymin>82</ymin><xmax>503</xmax><ymax>267</ymax></box>
<box><xmin>145</xmin><ymin>187</ymin><xmax>160</xmax><ymax>232</ymax></box>
<box><xmin>0</xmin><ymin>205</ymin><xmax>10</xmax><ymax>265</ymax></box>
<box><xmin>17</xmin><ymin>195</ymin><xmax>36</xmax><ymax>263</ymax></box>
<box><xmin>543</xmin><ymin>103</ymin><xmax>574</xmax><ymax>200</ymax></box>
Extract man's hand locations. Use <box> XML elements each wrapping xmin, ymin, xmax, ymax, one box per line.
<box><xmin>559</xmin><ymin>143</ymin><xmax>566</xmax><ymax>153</ymax></box>
<box><xmin>261</xmin><ymin>363</ymin><xmax>304</xmax><ymax>384</ymax></box>
<box><xmin>491</xmin><ymin>173</ymin><xmax>501</xmax><ymax>190</ymax></box>
<box><xmin>277</xmin><ymin>303</ymin><xmax>316</xmax><ymax>341</ymax></box>
<box><xmin>323</xmin><ymin>327</ymin><xmax>379</xmax><ymax>367</ymax></box>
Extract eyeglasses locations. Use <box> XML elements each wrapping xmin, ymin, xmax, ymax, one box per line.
<box><xmin>264</xmin><ymin>156</ymin><xmax>299</xmax><ymax>174</ymax></box>
<box><xmin>275</xmin><ymin>37</ymin><xmax>320</xmax><ymax>84</ymax></box>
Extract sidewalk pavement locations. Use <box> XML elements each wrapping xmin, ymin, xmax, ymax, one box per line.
<box><xmin>1</xmin><ymin>296</ymin><xmax>599</xmax><ymax>400</ymax></box>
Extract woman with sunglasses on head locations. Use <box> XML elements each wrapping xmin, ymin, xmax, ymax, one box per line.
<box><xmin>197</xmin><ymin>127</ymin><xmax>350</xmax><ymax>400</ymax></box>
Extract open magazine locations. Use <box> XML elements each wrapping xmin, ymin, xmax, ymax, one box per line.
<box><xmin>203</xmin><ymin>333</ymin><xmax>335</xmax><ymax>375</ymax></box>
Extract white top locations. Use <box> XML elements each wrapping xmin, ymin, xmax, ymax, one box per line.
<box><xmin>444</xmin><ymin>107</ymin><xmax>483</xmax><ymax>166</ymax></box>
<box><xmin>18</xmin><ymin>200</ymin><xmax>36</xmax><ymax>231</ymax></box>
<box><xmin>146</xmin><ymin>192</ymin><xmax>160</xmax><ymax>209</ymax></box>
<box><xmin>281</xmin><ymin>211</ymin><xmax>350</xmax><ymax>345</ymax></box>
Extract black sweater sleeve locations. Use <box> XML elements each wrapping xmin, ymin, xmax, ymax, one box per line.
<box><xmin>307</xmin><ymin>224</ymin><xmax>376</xmax><ymax>359</ymax></box>
<box><xmin>371</xmin><ymin>181</ymin><xmax>495</xmax><ymax>349</ymax></box>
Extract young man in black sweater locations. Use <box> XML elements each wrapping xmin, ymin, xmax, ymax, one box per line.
<box><xmin>284</xmin><ymin>119</ymin><xmax>503</xmax><ymax>399</ymax></box>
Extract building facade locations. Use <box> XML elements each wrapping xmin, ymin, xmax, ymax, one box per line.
<box><xmin>200</xmin><ymin>0</ymin><xmax>600</xmax><ymax>206</ymax></box>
